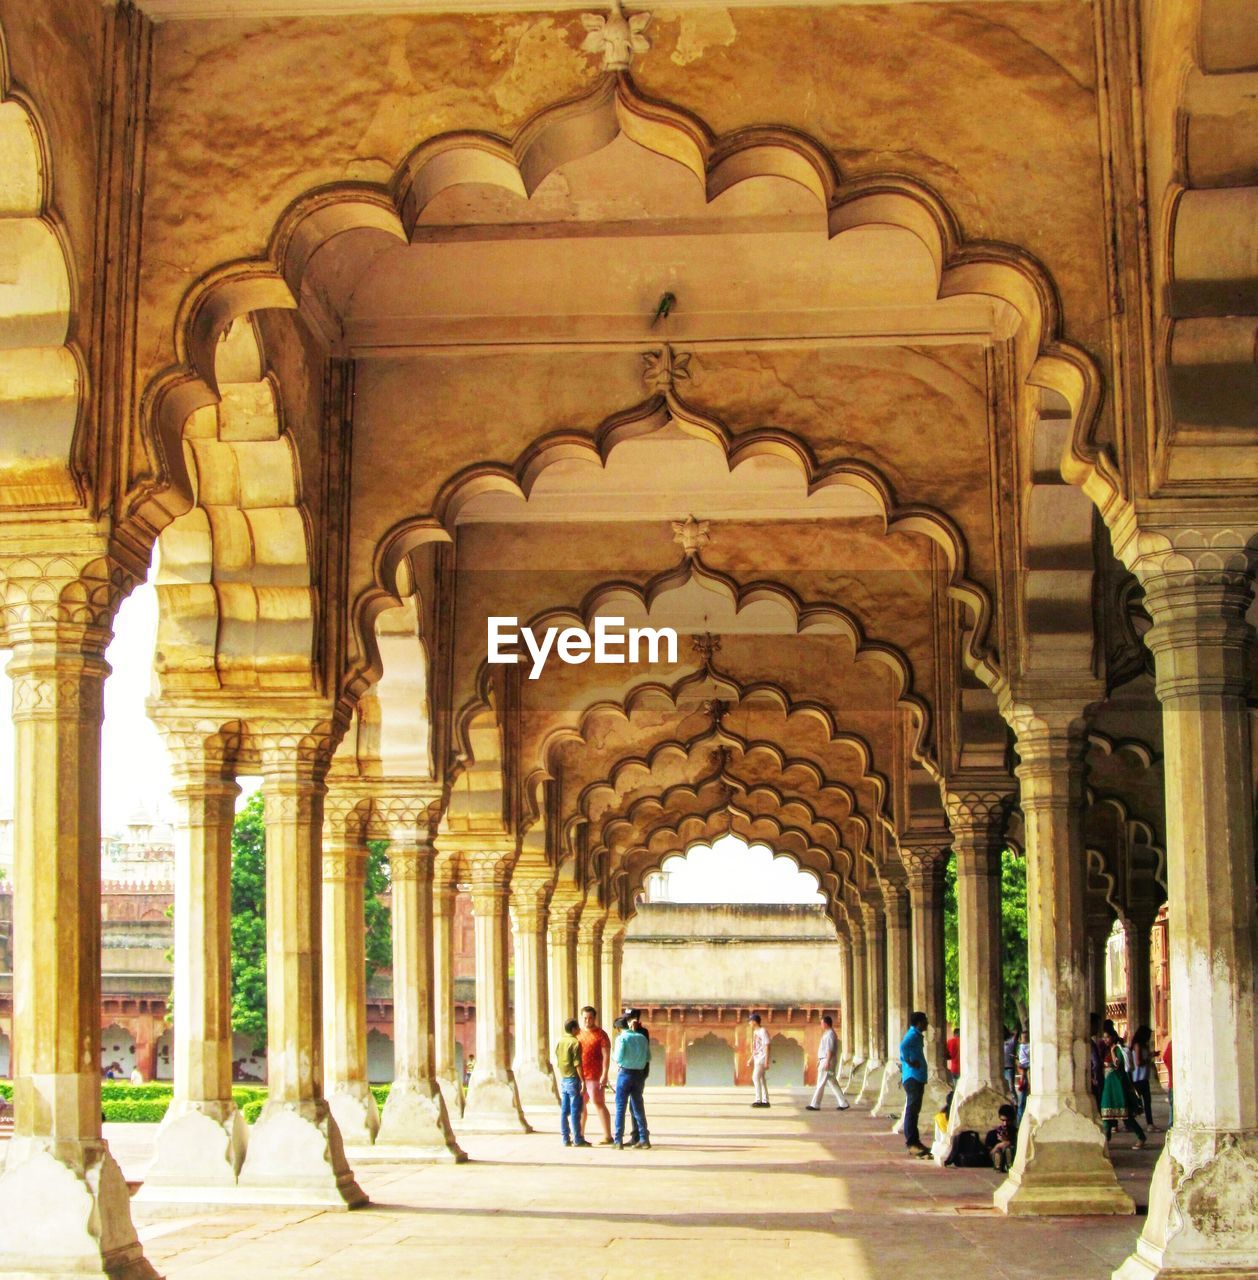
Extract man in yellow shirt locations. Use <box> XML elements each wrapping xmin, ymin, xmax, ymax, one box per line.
<box><xmin>555</xmin><ymin>1018</ymin><xmax>590</xmax><ymax>1147</ymax></box>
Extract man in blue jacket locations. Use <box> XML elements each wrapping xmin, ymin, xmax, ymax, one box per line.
<box><xmin>901</xmin><ymin>1010</ymin><xmax>931</xmax><ymax>1158</ymax></box>
<box><xmin>612</xmin><ymin>1009</ymin><xmax>651</xmax><ymax>1150</ymax></box>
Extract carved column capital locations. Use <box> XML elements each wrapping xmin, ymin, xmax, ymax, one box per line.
<box><xmin>0</xmin><ymin>548</ymin><xmax>134</xmax><ymax>653</ymax></box>
<box><xmin>945</xmin><ymin>785</ymin><xmax>1013</xmax><ymax>873</ymax></box>
<box><xmin>509</xmin><ymin>872</ymin><xmax>552</xmax><ymax>933</ymax></box>
<box><xmin>880</xmin><ymin>877</ymin><xmax>910</xmax><ymax>922</ymax></box>
<box><xmin>322</xmin><ymin>847</ymin><xmax>368</xmax><ymax>884</ymax></box>
<box><xmin>898</xmin><ymin>841</ymin><xmax>951</xmax><ymax>881</ymax></box>
<box><xmin>254</xmin><ymin>718</ymin><xmax>338</xmax><ymax>786</ymax></box>
<box><xmin>859</xmin><ymin>898</ymin><xmax>885</xmax><ymax>938</ymax></box>
<box><xmin>155</xmin><ymin>717</ymin><xmax>242</xmax><ymax>793</ymax></box>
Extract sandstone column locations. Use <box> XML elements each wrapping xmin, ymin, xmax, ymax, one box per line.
<box><xmin>601</xmin><ymin>910</ymin><xmax>626</xmax><ymax>1022</ymax></box>
<box><xmin>1113</xmin><ymin>531</ymin><xmax>1258</xmax><ymax>1276</ymax></box>
<box><xmin>992</xmin><ymin>703</ymin><xmax>1130</xmax><ymax>1217</ymax></box>
<box><xmin>320</xmin><ymin>790</ymin><xmax>378</xmax><ymax>1149</ymax></box>
<box><xmin>0</xmin><ymin>551</ymin><xmax>157</xmax><ymax>1278</ymax></box>
<box><xmin>902</xmin><ymin>843</ymin><xmax>952</xmax><ymax>1119</ymax></box>
<box><xmin>510</xmin><ymin>871</ymin><xmax>559</xmax><ymax>1106</ymax></box>
<box><xmin>848</xmin><ymin>916</ymin><xmax>869</xmax><ymax>1084</ymax></box>
<box><xmin>855</xmin><ymin>900</ymin><xmax>887</xmax><ymax>1105</ymax></box>
<box><xmin>946</xmin><ymin>789</ymin><xmax>1012</xmax><ymax>1136</ymax></box>
<box><xmin>1122</xmin><ymin>912</ymin><xmax>1154</xmax><ymax>1036</ymax></box>
<box><xmin>144</xmin><ymin>724</ymin><xmax>249</xmax><ymax>1191</ymax></box>
<box><xmin>836</xmin><ymin>933</ymin><xmax>855</xmax><ymax>1080</ymax></box>
<box><xmin>375</xmin><ymin>798</ymin><xmax>464</xmax><ymax>1161</ymax></box>
<box><xmin>874</xmin><ymin>878</ymin><xmax>912</xmax><ymax>1118</ymax></box>
<box><xmin>463</xmin><ymin>845</ymin><xmax>530</xmax><ymax>1132</ymax></box>
<box><xmin>1085</xmin><ymin>904</ymin><xmax>1114</xmax><ymax>1025</ymax></box>
<box><xmin>238</xmin><ymin>726</ymin><xmax>365</xmax><ymax>1206</ymax></box>
<box><xmin>432</xmin><ymin>848</ymin><xmax>463</xmax><ymax>1119</ymax></box>
<box><xmin>576</xmin><ymin>905</ymin><xmax>604</xmax><ymax>1015</ymax></box>
<box><xmin>547</xmin><ymin>887</ymin><xmax>582</xmax><ymax>1048</ymax></box>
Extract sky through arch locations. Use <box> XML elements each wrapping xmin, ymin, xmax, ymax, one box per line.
<box><xmin>646</xmin><ymin>834</ymin><xmax>825</xmax><ymax>905</ymax></box>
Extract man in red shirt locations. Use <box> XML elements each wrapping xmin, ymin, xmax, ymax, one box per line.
<box><xmin>577</xmin><ymin>1006</ymin><xmax>613</xmax><ymax>1144</ymax></box>
<box><xmin>946</xmin><ymin>1027</ymin><xmax>961</xmax><ymax>1086</ymax></box>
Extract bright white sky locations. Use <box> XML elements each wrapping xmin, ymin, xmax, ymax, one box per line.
<box><xmin>654</xmin><ymin>834</ymin><xmax>825</xmax><ymax>903</ymax></box>
<box><xmin>0</xmin><ymin>598</ymin><xmax>824</xmax><ymax>903</ymax></box>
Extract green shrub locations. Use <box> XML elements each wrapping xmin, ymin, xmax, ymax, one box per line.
<box><xmin>370</xmin><ymin>1084</ymin><xmax>391</xmax><ymax>1109</ymax></box>
<box><xmin>102</xmin><ymin>1098</ymin><xmax>170</xmax><ymax>1123</ymax></box>
<box><xmin>0</xmin><ymin>1081</ymin><xmax>12</xmax><ymax>1102</ymax></box>
<box><xmin>241</xmin><ymin>1098</ymin><xmax>266</xmax><ymax>1124</ymax></box>
<box><xmin>231</xmin><ymin>1086</ymin><xmax>268</xmax><ymax>1107</ymax></box>
<box><xmin>100</xmin><ymin>1082</ymin><xmax>174</xmax><ymax>1102</ymax></box>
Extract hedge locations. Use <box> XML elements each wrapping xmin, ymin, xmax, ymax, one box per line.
<box><xmin>103</xmin><ymin>1098</ymin><xmax>170</xmax><ymax>1123</ymax></box>
<box><xmin>241</xmin><ymin>1099</ymin><xmax>266</xmax><ymax>1124</ymax></box>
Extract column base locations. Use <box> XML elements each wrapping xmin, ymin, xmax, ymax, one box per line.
<box><xmin>137</xmin><ymin>1102</ymin><xmax>249</xmax><ymax>1192</ymax></box>
<box><xmin>512</xmin><ymin>1062</ymin><xmax>559</xmax><ymax>1108</ymax></box>
<box><xmin>0</xmin><ymin>1137</ymin><xmax>157</xmax><ymax>1279</ymax></box>
<box><xmin>237</xmin><ymin>1100</ymin><xmax>368</xmax><ymax>1207</ymax></box>
<box><xmin>1111</xmin><ymin>1129</ymin><xmax>1258</xmax><ymax>1279</ymax></box>
<box><xmin>855</xmin><ymin>1059</ymin><xmax>886</xmax><ymax>1107</ymax></box>
<box><xmin>437</xmin><ymin>1073</ymin><xmax>464</xmax><ymax>1120</ymax></box>
<box><xmin>462</xmin><ymin>1072</ymin><xmax>532</xmax><ymax>1133</ymax></box>
<box><xmin>873</xmin><ymin>1061</ymin><xmax>902</xmax><ymax>1119</ymax></box>
<box><xmin>839</xmin><ymin>1055</ymin><xmax>864</xmax><ymax>1090</ymax></box>
<box><xmin>326</xmin><ymin>1084</ymin><xmax>380</xmax><ymax>1149</ymax></box>
<box><xmin>993</xmin><ymin>1104</ymin><xmax>1134</xmax><ymax>1217</ymax></box>
<box><xmin>372</xmin><ymin>1080</ymin><xmax>466</xmax><ymax>1161</ymax></box>
<box><xmin>948</xmin><ymin>1083</ymin><xmax>1008</xmax><ymax>1137</ymax></box>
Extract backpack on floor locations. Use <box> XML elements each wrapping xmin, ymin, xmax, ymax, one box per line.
<box><xmin>945</xmin><ymin>1129</ymin><xmax>993</xmax><ymax>1168</ymax></box>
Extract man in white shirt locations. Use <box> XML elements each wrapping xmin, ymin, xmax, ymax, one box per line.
<box><xmin>748</xmin><ymin>1013</ymin><xmax>771</xmax><ymax>1107</ymax></box>
<box><xmin>806</xmin><ymin>1014</ymin><xmax>850</xmax><ymax>1111</ymax></box>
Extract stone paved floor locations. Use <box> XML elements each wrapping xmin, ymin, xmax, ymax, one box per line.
<box><xmin>107</xmin><ymin>1088</ymin><xmax>1161</xmax><ymax>1279</ymax></box>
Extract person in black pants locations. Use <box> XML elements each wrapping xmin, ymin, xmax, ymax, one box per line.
<box><xmin>900</xmin><ymin>1010</ymin><xmax>930</xmax><ymax>1158</ymax></box>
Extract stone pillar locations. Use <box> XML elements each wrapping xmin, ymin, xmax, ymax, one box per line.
<box><xmin>320</xmin><ymin>790</ymin><xmax>378</xmax><ymax>1150</ymax></box>
<box><xmin>946</xmin><ymin>789</ymin><xmax>1012</xmax><ymax>1136</ymax></box>
<box><xmin>432</xmin><ymin>849</ymin><xmax>463</xmax><ymax>1119</ymax></box>
<box><xmin>855</xmin><ymin>901</ymin><xmax>887</xmax><ymax>1105</ymax></box>
<box><xmin>374</xmin><ymin>801</ymin><xmax>464</xmax><ymax>1161</ymax></box>
<box><xmin>601</xmin><ymin>911</ymin><xmax>626</xmax><ymax>1022</ymax></box>
<box><xmin>238</xmin><ymin>729</ymin><xmax>365</xmax><ymax>1206</ymax></box>
<box><xmin>1122</xmin><ymin>912</ymin><xmax>1155</xmax><ymax>1037</ymax></box>
<box><xmin>992</xmin><ymin>705</ymin><xmax>1130</xmax><ymax>1217</ymax></box>
<box><xmin>1112</xmin><ymin>535</ymin><xmax>1258</xmax><ymax>1277</ymax></box>
<box><xmin>1085</xmin><ymin>908</ymin><xmax>1113</xmax><ymax>1026</ymax></box>
<box><xmin>144</xmin><ymin>727</ymin><xmax>249</xmax><ymax>1191</ymax></box>
<box><xmin>902</xmin><ymin>844</ymin><xmax>953</xmax><ymax>1123</ymax></box>
<box><xmin>510</xmin><ymin>871</ymin><xmax>558</xmax><ymax>1106</ymax></box>
<box><xmin>463</xmin><ymin>846</ymin><xmax>530</xmax><ymax>1132</ymax></box>
<box><xmin>836</xmin><ymin>933</ymin><xmax>855</xmax><ymax>1083</ymax></box>
<box><xmin>547</xmin><ymin>889</ymin><xmax>581</xmax><ymax>1049</ymax></box>
<box><xmin>848</xmin><ymin>917</ymin><xmax>869</xmax><ymax>1078</ymax></box>
<box><xmin>0</xmin><ymin>551</ymin><xmax>157</xmax><ymax>1279</ymax></box>
<box><xmin>576</xmin><ymin>906</ymin><xmax>604</xmax><ymax>1015</ymax></box>
<box><xmin>874</xmin><ymin>879</ymin><xmax>912</xmax><ymax>1118</ymax></box>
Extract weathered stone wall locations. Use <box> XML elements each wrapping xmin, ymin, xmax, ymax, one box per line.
<box><xmin>622</xmin><ymin>902</ymin><xmax>843</xmax><ymax>1006</ymax></box>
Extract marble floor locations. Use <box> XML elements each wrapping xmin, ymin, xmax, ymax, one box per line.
<box><xmin>104</xmin><ymin>1087</ymin><xmax>1160</xmax><ymax>1279</ymax></box>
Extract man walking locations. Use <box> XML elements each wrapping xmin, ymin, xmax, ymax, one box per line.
<box><xmin>577</xmin><ymin>1006</ymin><xmax>613</xmax><ymax>1144</ymax></box>
<box><xmin>612</xmin><ymin>1010</ymin><xmax>651</xmax><ymax>1150</ymax></box>
<box><xmin>806</xmin><ymin>1014</ymin><xmax>850</xmax><ymax>1111</ymax></box>
<box><xmin>555</xmin><ymin>1017</ymin><xmax>590</xmax><ymax>1147</ymax></box>
<box><xmin>900</xmin><ymin>1010</ymin><xmax>930</xmax><ymax>1157</ymax></box>
<box><xmin>749</xmin><ymin>1013</ymin><xmax>771</xmax><ymax>1108</ymax></box>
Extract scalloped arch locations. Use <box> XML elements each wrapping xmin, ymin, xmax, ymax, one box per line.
<box><xmin>132</xmin><ymin>70</ymin><xmax>1116</xmax><ymax>699</ymax></box>
<box><xmin>0</xmin><ymin>27</ymin><xmax>82</xmax><ymax>510</ymax></box>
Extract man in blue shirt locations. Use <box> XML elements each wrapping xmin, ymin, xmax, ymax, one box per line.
<box><xmin>612</xmin><ymin>1009</ymin><xmax>651</xmax><ymax>1150</ymax></box>
<box><xmin>900</xmin><ymin>1010</ymin><xmax>931</xmax><ymax>1157</ymax></box>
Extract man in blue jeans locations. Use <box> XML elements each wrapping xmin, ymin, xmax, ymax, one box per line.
<box><xmin>900</xmin><ymin>1010</ymin><xmax>930</xmax><ymax>1158</ymax></box>
<box><xmin>612</xmin><ymin>1009</ymin><xmax>651</xmax><ymax>1150</ymax></box>
<box><xmin>555</xmin><ymin>1017</ymin><xmax>590</xmax><ymax>1147</ymax></box>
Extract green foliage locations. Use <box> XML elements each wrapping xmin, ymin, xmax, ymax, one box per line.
<box><xmin>228</xmin><ymin>794</ymin><xmax>392</xmax><ymax>1059</ymax></box>
<box><xmin>364</xmin><ymin>839</ymin><xmax>392</xmax><ymax>983</ymax></box>
<box><xmin>370</xmin><ymin>1083</ymin><xmax>391</xmax><ymax>1109</ymax></box>
<box><xmin>1000</xmin><ymin>847</ymin><xmax>1029</xmax><ymax>1031</ymax></box>
<box><xmin>942</xmin><ymin>846</ymin><xmax>1030</xmax><ymax>1033</ymax></box>
<box><xmin>230</xmin><ymin>791</ymin><xmax>269</xmax><ymax>1051</ymax></box>
<box><xmin>241</xmin><ymin>1098</ymin><xmax>267</xmax><ymax>1124</ymax></box>
<box><xmin>102</xmin><ymin>1098</ymin><xmax>170</xmax><ymax>1123</ymax></box>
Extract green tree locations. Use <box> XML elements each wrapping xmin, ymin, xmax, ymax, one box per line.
<box><xmin>942</xmin><ymin>846</ymin><xmax>1029</xmax><ymax>1033</ymax></box>
<box><xmin>364</xmin><ymin>839</ymin><xmax>392</xmax><ymax>982</ymax></box>
<box><xmin>230</xmin><ymin>791</ymin><xmax>268</xmax><ymax>1050</ymax></box>
<box><xmin>228</xmin><ymin>795</ymin><xmax>394</xmax><ymax>1051</ymax></box>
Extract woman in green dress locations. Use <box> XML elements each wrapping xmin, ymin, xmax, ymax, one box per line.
<box><xmin>1100</xmin><ymin>1029</ymin><xmax>1147</xmax><ymax>1148</ymax></box>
